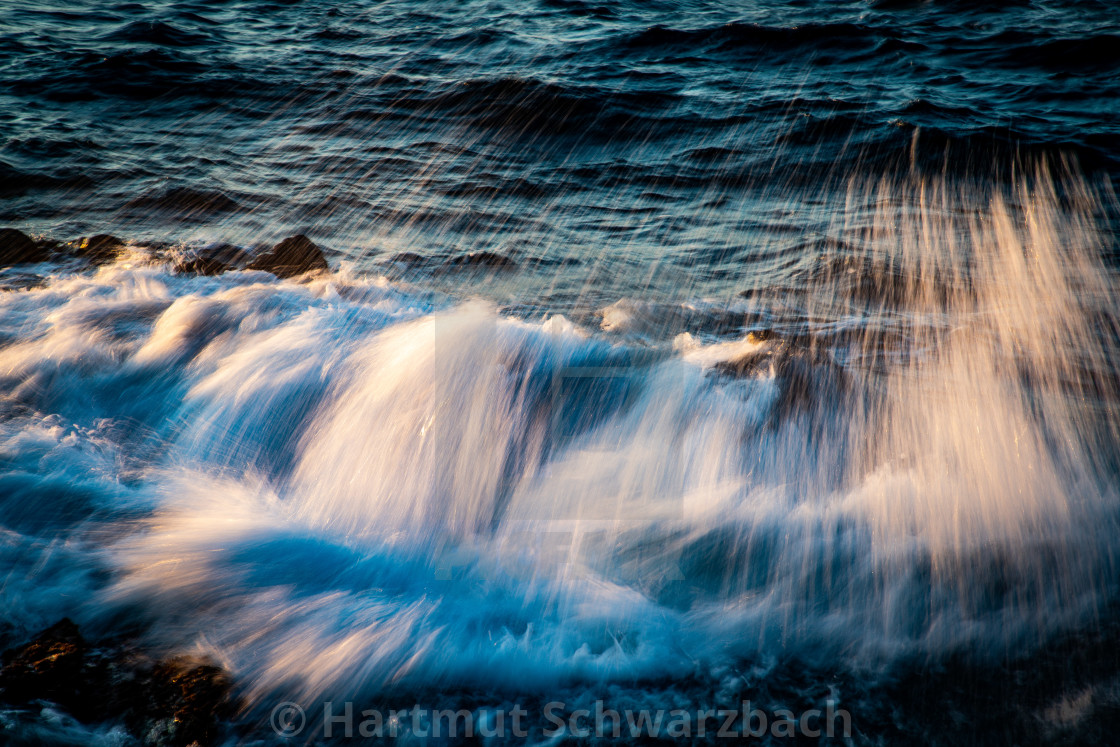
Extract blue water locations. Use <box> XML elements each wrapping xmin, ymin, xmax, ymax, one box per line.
<box><xmin>2</xmin><ymin>1</ymin><xmax>1120</xmax><ymax>744</ymax></box>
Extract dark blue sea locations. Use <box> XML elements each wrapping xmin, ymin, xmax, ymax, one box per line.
<box><xmin>2</xmin><ymin>1</ymin><xmax>1120</xmax><ymax>744</ymax></box>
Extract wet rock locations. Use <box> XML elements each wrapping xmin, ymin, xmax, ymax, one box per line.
<box><xmin>711</xmin><ymin>330</ymin><xmax>846</xmax><ymax>414</ymax></box>
<box><xmin>710</xmin><ymin>330</ymin><xmax>787</xmax><ymax>378</ymax></box>
<box><xmin>745</xmin><ymin>329</ymin><xmax>774</xmax><ymax>344</ymax></box>
<box><xmin>0</xmin><ymin>620</ymin><xmax>235</xmax><ymax>747</ymax></box>
<box><xmin>73</xmin><ymin>234</ymin><xmax>126</xmax><ymax>264</ymax></box>
<box><xmin>0</xmin><ymin>228</ymin><xmax>51</xmax><ymax>265</ymax></box>
<box><xmin>444</xmin><ymin>251</ymin><xmax>517</xmax><ymax>269</ymax></box>
<box><xmin>0</xmin><ymin>618</ymin><xmax>86</xmax><ymax>710</ymax></box>
<box><xmin>174</xmin><ymin>256</ymin><xmax>229</xmax><ymax>275</ymax></box>
<box><xmin>172</xmin><ymin>244</ymin><xmax>248</xmax><ymax>276</ymax></box>
<box><xmin>129</xmin><ymin>656</ymin><xmax>233</xmax><ymax>747</ymax></box>
<box><xmin>246</xmin><ymin>234</ymin><xmax>328</xmax><ymax>278</ymax></box>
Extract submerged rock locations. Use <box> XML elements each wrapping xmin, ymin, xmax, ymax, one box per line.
<box><xmin>246</xmin><ymin>234</ymin><xmax>328</xmax><ymax>278</ymax></box>
<box><xmin>0</xmin><ymin>619</ymin><xmax>235</xmax><ymax>747</ymax></box>
<box><xmin>0</xmin><ymin>228</ymin><xmax>51</xmax><ymax>265</ymax></box>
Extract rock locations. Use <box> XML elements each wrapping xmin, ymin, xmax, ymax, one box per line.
<box><xmin>246</xmin><ymin>234</ymin><xmax>328</xmax><ymax>278</ymax></box>
<box><xmin>174</xmin><ymin>256</ymin><xmax>230</xmax><ymax>275</ymax></box>
<box><xmin>711</xmin><ymin>330</ymin><xmax>786</xmax><ymax>378</ymax></box>
<box><xmin>745</xmin><ymin>329</ymin><xmax>774</xmax><ymax>344</ymax></box>
<box><xmin>0</xmin><ymin>228</ymin><xmax>51</xmax><ymax>265</ymax></box>
<box><xmin>711</xmin><ymin>331</ymin><xmax>846</xmax><ymax>414</ymax></box>
<box><xmin>130</xmin><ymin>656</ymin><xmax>233</xmax><ymax>747</ymax></box>
<box><xmin>0</xmin><ymin>619</ymin><xmax>235</xmax><ymax>746</ymax></box>
<box><xmin>444</xmin><ymin>251</ymin><xmax>517</xmax><ymax>269</ymax></box>
<box><xmin>73</xmin><ymin>234</ymin><xmax>126</xmax><ymax>264</ymax></box>
<box><xmin>172</xmin><ymin>244</ymin><xmax>248</xmax><ymax>276</ymax></box>
<box><xmin>0</xmin><ymin>618</ymin><xmax>86</xmax><ymax>709</ymax></box>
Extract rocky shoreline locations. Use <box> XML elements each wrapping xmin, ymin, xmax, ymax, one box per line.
<box><xmin>0</xmin><ymin>228</ymin><xmax>536</xmax><ymax>291</ymax></box>
<box><xmin>0</xmin><ymin>227</ymin><xmax>331</xmax><ymax>280</ymax></box>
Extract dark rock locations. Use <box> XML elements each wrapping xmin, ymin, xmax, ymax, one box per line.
<box><xmin>0</xmin><ymin>618</ymin><xmax>86</xmax><ymax>709</ymax></box>
<box><xmin>73</xmin><ymin>234</ymin><xmax>126</xmax><ymax>264</ymax></box>
<box><xmin>445</xmin><ymin>251</ymin><xmax>517</xmax><ymax>269</ymax></box>
<box><xmin>172</xmin><ymin>244</ymin><xmax>249</xmax><ymax>276</ymax></box>
<box><xmin>0</xmin><ymin>619</ymin><xmax>235</xmax><ymax>746</ymax></box>
<box><xmin>246</xmin><ymin>234</ymin><xmax>329</xmax><ymax>278</ymax></box>
<box><xmin>711</xmin><ymin>331</ymin><xmax>846</xmax><ymax>414</ymax></box>
<box><xmin>129</xmin><ymin>656</ymin><xmax>234</xmax><ymax>747</ymax></box>
<box><xmin>711</xmin><ymin>331</ymin><xmax>786</xmax><ymax>378</ymax></box>
<box><xmin>174</xmin><ymin>256</ymin><xmax>230</xmax><ymax>275</ymax></box>
<box><xmin>745</xmin><ymin>328</ymin><xmax>774</xmax><ymax>344</ymax></box>
<box><xmin>0</xmin><ymin>228</ymin><xmax>51</xmax><ymax>265</ymax></box>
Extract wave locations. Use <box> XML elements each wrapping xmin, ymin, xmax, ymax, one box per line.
<box><xmin>101</xmin><ymin>20</ymin><xmax>215</xmax><ymax>48</ymax></box>
<box><xmin>0</xmin><ymin>161</ymin><xmax>91</xmax><ymax>196</ymax></box>
<box><xmin>123</xmin><ymin>187</ymin><xmax>245</xmax><ymax>218</ymax></box>
<box><xmin>622</xmin><ymin>21</ymin><xmax>881</xmax><ymax>56</ymax></box>
<box><xmin>0</xmin><ymin>171</ymin><xmax>1116</xmax><ymax>733</ymax></box>
<box><xmin>972</xmin><ymin>31</ymin><xmax>1120</xmax><ymax>71</ymax></box>
<box><xmin>377</xmin><ymin>77</ymin><xmax>688</xmax><ymax>137</ymax></box>
<box><xmin>3</xmin><ymin>1</ymin><xmax>1120</xmax><ymax>739</ymax></box>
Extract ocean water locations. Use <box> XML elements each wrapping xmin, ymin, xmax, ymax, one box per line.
<box><xmin>2</xmin><ymin>1</ymin><xmax>1120</xmax><ymax>744</ymax></box>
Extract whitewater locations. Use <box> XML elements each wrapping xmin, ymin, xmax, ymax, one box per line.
<box><xmin>1</xmin><ymin>169</ymin><xmax>1117</xmax><ymax>743</ymax></box>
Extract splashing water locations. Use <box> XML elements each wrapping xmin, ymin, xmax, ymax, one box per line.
<box><xmin>2</xmin><ymin>163</ymin><xmax>1117</xmax><ymax>742</ymax></box>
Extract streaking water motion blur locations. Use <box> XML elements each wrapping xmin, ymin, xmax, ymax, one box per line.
<box><xmin>2</xmin><ymin>1</ymin><xmax>1119</xmax><ymax>744</ymax></box>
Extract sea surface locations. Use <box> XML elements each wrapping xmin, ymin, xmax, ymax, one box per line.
<box><xmin>2</xmin><ymin>0</ymin><xmax>1120</xmax><ymax>744</ymax></box>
